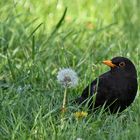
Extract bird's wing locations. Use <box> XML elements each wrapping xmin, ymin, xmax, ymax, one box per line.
<box><xmin>74</xmin><ymin>79</ymin><xmax>97</xmax><ymax>104</ymax></box>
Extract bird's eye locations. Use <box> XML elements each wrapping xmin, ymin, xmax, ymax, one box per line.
<box><xmin>119</xmin><ymin>62</ymin><xmax>125</xmax><ymax>67</ymax></box>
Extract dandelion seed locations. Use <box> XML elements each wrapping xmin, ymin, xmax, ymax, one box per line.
<box><xmin>74</xmin><ymin>111</ymin><xmax>88</xmax><ymax>119</ymax></box>
<box><xmin>17</xmin><ymin>84</ymin><xmax>31</xmax><ymax>94</ymax></box>
<box><xmin>57</xmin><ymin>68</ymin><xmax>78</xmax><ymax>88</ymax></box>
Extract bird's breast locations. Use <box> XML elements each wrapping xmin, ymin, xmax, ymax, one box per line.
<box><xmin>98</xmin><ymin>75</ymin><xmax>137</xmax><ymax>100</ymax></box>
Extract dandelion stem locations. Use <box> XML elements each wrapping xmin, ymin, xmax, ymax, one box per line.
<box><xmin>61</xmin><ymin>88</ymin><xmax>67</xmax><ymax>128</ymax></box>
<box><xmin>62</xmin><ymin>88</ymin><xmax>67</xmax><ymax>112</ymax></box>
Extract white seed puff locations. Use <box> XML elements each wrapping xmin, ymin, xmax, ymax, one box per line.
<box><xmin>57</xmin><ymin>68</ymin><xmax>78</xmax><ymax>88</ymax></box>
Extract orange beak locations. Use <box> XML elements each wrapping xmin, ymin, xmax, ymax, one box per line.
<box><xmin>103</xmin><ymin>60</ymin><xmax>116</xmax><ymax>68</ymax></box>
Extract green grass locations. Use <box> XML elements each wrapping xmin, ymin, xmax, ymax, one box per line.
<box><xmin>0</xmin><ymin>0</ymin><xmax>140</xmax><ymax>139</ymax></box>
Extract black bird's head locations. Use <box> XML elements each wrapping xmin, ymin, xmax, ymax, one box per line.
<box><xmin>103</xmin><ymin>57</ymin><xmax>137</xmax><ymax>78</ymax></box>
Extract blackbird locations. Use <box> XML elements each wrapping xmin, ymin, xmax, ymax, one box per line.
<box><xmin>75</xmin><ymin>57</ymin><xmax>138</xmax><ymax>113</ymax></box>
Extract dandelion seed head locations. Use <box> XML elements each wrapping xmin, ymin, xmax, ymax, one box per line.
<box><xmin>57</xmin><ymin>68</ymin><xmax>78</xmax><ymax>88</ymax></box>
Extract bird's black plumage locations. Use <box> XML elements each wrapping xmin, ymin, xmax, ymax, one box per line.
<box><xmin>75</xmin><ymin>57</ymin><xmax>138</xmax><ymax>113</ymax></box>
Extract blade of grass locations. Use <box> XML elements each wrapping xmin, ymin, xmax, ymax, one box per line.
<box><xmin>27</xmin><ymin>23</ymin><xmax>43</xmax><ymax>39</ymax></box>
<box><xmin>46</xmin><ymin>7</ymin><xmax>67</xmax><ymax>43</ymax></box>
<box><xmin>7</xmin><ymin>52</ymin><xmax>16</xmax><ymax>81</ymax></box>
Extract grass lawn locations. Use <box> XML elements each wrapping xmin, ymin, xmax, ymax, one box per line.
<box><xmin>0</xmin><ymin>0</ymin><xmax>140</xmax><ymax>139</ymax></box>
